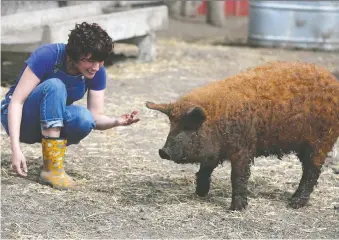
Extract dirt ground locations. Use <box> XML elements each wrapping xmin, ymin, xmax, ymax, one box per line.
<box><xmin>1</xmin><ymin>16</ymin><xmax>339</xmax><ymax>239</ymax></box>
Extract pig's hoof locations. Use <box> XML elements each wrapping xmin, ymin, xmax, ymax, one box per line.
<box><xmin>230</xmin><ymin>196</ymin><xmax>248</xmax><ymax>211</ymax></box>
<box><xmin>195</xmin><ymin>178</ymin><xmax>210</xmax><ymax>197</ymax></box>
<box><xmin>196</xmin><ymin>186</ymin><xmax>209</xmax><ymax>197</ymax></box>
<box><xmin>288</xmin><ymin>196</ymin><xmax>309</xmax><ymax>209</ymax></box>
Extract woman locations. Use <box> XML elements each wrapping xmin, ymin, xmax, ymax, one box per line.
<box><xmin>1</xmin><ymin>22</ymin><xmax>140</xmax><ymax>190</ymax></box>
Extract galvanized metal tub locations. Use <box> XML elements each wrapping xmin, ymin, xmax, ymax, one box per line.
<box><xmin>248</xmin><ymin>1</ymin><xmax>339</xmax><ymax>51</ymax></box>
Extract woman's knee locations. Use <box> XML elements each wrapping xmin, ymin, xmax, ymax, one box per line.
<box><xmin>63</xmin><ymin>106</ymin><xmax>96</xmax><ymax>143</ymax></box>
<box><xmin>77</xmin><ymin>108</ymin><xmax>96</xmax><ymax>134</ymax></box>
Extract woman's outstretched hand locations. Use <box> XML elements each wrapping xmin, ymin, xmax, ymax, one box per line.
<box><xmin>117</xmin><ymin>110</ymin><xmax>140</xmax><ymax>126</ymax></box>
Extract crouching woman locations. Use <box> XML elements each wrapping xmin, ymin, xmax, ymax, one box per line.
<box><xmin>1</xmin><ymin>22</ymin><xmax>139</xmax><ymax>190</ymax></box>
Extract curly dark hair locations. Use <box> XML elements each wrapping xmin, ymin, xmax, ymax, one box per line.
<box><xmin>66</xmin><ymin>22</ymin><xmax>113</xmax><ymax>62</ymax></box>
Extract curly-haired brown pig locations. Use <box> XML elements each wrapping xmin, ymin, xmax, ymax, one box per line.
<box><xmin>146</xmin><ymin>61</ymin><xmax>339</xmax><ymax>211</ymax></box>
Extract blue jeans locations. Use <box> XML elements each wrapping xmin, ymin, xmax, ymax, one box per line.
<box><xmin>1</xmin><ymin>78</ymin><xmax>96</xmax><ymax>145</ymax></box>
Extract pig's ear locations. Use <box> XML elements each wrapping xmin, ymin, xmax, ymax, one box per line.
<box><xmin>145</xmin><ymin>101</ymin><xmax>171</xmax><ymax>116</ymax></box>
<box><xmin>183</xmin><ymin>106</ymin><xmax>206</xmax><ymax>129</ymax></box>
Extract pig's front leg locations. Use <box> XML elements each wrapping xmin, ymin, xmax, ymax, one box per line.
<box><xmin>195</xmin><ymin>164</ymin><xmax>215</xmax><ymax>197</ymax></box>
<box><xmin>230</xmin><ymin>149</ymin><xmax>253</xmax><ymax>211</ymax></box>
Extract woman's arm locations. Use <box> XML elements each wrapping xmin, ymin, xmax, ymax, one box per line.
<box><xmin>87</xmin><ymin>89</ymin><xmax>139</xmax><ymax>130</ymax></box>
<box><xmin>8</xmin><ymin>66</ymin><xmax>40</xmax><ymax>176</ymax></box>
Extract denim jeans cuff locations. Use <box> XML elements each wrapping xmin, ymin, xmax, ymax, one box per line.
<box><xmin>41</xmin><ymin>120</ymin><xmax>64</xmax><ymax>130</ymax></box>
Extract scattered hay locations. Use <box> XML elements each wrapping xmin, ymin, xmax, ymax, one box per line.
<box><xmin>1</xmin><ymin>38</ymin><xmax>339</xmax><ymax>239</ymax></box>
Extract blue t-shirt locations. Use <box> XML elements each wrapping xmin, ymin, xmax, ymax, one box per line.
<box><xmin>5</xmin><ymin>43</ymin><xmax>106</xmax><ymax>105</ymax></box>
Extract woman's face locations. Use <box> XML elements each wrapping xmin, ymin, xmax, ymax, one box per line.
<box><xmin>76</xmin><ymin>54</ymin><xmax>104</xmax><ymax>79</ymax></box>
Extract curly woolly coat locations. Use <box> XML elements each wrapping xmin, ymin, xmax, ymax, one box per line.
<box><xmin>146</xmin><ymin>61</ymin><xmax>339</xmax><ymax>210</ymax></box>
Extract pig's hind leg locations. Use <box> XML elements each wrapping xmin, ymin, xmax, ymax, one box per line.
<box><xmin>289</xmin><ymin>142</ymin><xmax>328</xmax><ymax>209</ymax></box>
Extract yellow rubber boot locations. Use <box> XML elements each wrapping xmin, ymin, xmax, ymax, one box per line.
<box><xmin>39</xmin><ymin>136</ymin><xmax>77</xmax><ymax>190</ymax></box>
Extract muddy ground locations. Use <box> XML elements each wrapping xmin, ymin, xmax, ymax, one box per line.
<box><xmin>1</xmin><ymin>16</ymin><xmax>339</xmax><ymax>239</ymax></box>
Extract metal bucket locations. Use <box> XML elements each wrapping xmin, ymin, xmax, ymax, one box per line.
<box><xmin>248</xmin><ymin>1</ymin><xmax>339</xmax><ymax>51</ymax></box>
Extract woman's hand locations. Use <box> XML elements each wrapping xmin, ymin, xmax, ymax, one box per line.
<box><xmin>116</xmin><ymin>110</ymin><xmax>140</xmax><ymax>126</ymax></box>
<box><xmin>11</xmin><ymin>148</ymin><xmax>28</xmax><ymax>177</ymax></box>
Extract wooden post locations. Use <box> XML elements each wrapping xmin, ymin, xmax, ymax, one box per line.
<box><xmin>206</xmin><ymin>0</ymin><xmax>225</xmax><ymax>27</ymax></box>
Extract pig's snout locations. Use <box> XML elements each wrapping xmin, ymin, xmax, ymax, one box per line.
<box><xmin>159</xmin><ymin>148</ymin><xmax>171</xmax><ymax>160</ymax></box>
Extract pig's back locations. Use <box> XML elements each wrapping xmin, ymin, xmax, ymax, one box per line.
<box><xmin>180</xmin><ymin>61</ymin><xmax>339</xmax><ymax>144</ymax></box>
<box><xmin>182</xmin><ymin>61</ymin><xmax>339</xmax><ymax>107</ymax></box>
